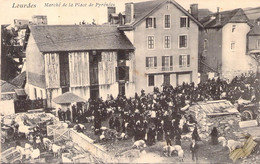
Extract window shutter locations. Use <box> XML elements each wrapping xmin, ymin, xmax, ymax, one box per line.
<box><xmin>146</xmin><ymin>18</ymin><xmax>148</xmax><ymax>28</ymax></box>
<box><xmin>187</xmin><ymin>55</ymin><xmax>190</xmax><ymax>66</ymax></box>
<box><xmin>146</xmin><ymin>57</ymin><xmax>149</xmax><ymax>67</ymax></box>
<box><xmin>188</xmin><ymin>17</ymin><xmax>190</xmax><ymax>27</ymax></box>
<box><xmin>125</xmin><ymin>66</ymin><xmax>129</xmax><ymax>81</ymax></box>
<box><xmin>180</xmin><ymin>17</ymin><xmax>182</xmax><ymax>27</ymax></box>
<box><xmin>179</xmin><ymin>56</ymin><xmax>182</xmax><ymax>66</ymax></box>
<box><xmin>170</xmin><ymin>56</ymin><xmax>173</xmax><ymax>66</ymax></box>
<box><xmin>154</xmin><ymin>18</ymin><xmax>156</xmax><ymax>28</ymax></box>
<box><xmin>162</xmin><ymin>56</ymin><xmax>165</xmax><ymax>66</ymax></box>
<box><xmin>154</xmin><ymin>57</ymin><xmax>157</xmax><ymax>67</ymax></box>
<box><xmin>116</xmin><ymin>67</ymin><xmax>119</xmax><ymax>82</ymax></box>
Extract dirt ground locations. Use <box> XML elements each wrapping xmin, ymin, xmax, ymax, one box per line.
<box><xmin>2</xmin><ymin>116</ymin><xmax>260</xmax><ymax>163</ymax></box>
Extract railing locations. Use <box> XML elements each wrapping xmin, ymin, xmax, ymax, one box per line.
<box><xmin>146</xmin><ymin>66</ymin><xmax>174</xmax><ymax>72</ymax></box>
<box><xmin>162</xmin><ymin>66</ymin><xmax>173</xmax><ymax>71</ymax></box>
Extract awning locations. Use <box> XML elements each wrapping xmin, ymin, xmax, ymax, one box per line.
<box><xmin>52</xmin><ymin>92</ymin><xmax>86</xmax><ymax>104</ymax></box>
<box><xmin>14</xmin><ymin>89</ymin><xmax>27</xmax><ymax>96</ymax></box>
<box><xmin>249</xmin><ymin>50</ymin><xmax>260</xmax><ymax>54</ymax></box>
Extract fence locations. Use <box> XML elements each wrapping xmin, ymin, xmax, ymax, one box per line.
<box><xmin>48</xmin><ymin>125</ymin><xmax>128</xmax><ymax>163</ymax></box>
<box><xmin>14</xmin><ymin>99</ymin><xmax>47</xmax><ymax>113</ymax></box>
<box><xmin>69</xmin><ymin>129</ymin><xmax>119</xmax><ymax>163</ymax></box>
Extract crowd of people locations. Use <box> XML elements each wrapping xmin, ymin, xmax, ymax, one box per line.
<box><xmin>63</xmin><ymin>73</ymin><xmax>259</xmax><ymax>160</ymax></box>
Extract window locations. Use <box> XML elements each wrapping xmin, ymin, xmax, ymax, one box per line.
<box><xmin>162</xmin><ymin>56</ymin><xmax>173</xmax><ymax>71</ymax></box>
<box><xmin>203</xmin><ymin>39</ymin><xmax>208</xmax><ymax>50</ymax></box>
<box><xmin>148</xmin><ymin>75</ymin><xmax>155</xmax><ymax>86</ymax></box>
<box><xmin>231</xmin><ymin>42</ymin><xmax>235</xmax><ymax>50</ymax></box>
<box><xmin>164</xmin><ymin>36</ymin><xmax>171</xmax><ymax>49</ymax></box>
<box><xmin>179</xmin><ymin>55</ymin><xmax>190</xmax><ymax>67</ymax></box>
<box><xmin>164</xmin><ymin>15</ymin><xmax>170</xmax><ymax>28</ymax></box>
<box><xmin>146</xmin><ymin>57</ymin><xmax>157</xmax><ymax>69</ymax></box>
<box><xmin>257</xmin><ymin>39</ymin><xmax>260</xmax><ymax>48</ymax></box>
<box><xmin>180</xmin><ymin>16</ymin><xmax>188</xmax><ymax>27</ymax></box>
<box><xmin>232</xmin><ymin>25</ymin><xmax>236</xmax><ymax>32</ymax></box>
<box><xmin>34</xmin><ymin>88</ymin><xmax>37</xmax><ymax>99</ymax></box>
<box><xmin>148</xmin><ymin>36</ymin><xmax>155</xmax><ymax>49</ymax></box>
<box><xmin>179</xmin><ymin>35</ymin><xmax>187</xmax><ymax>48</ymax></box>
<box><xmin>146</xmin><ymin>17</ymin><xmax>156</xmax><ymax>28</ymax></box>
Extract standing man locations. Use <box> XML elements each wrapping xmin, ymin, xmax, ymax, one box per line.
<box><xmin>58</xmin><ymin>108</ymin><xmax>62</xmax><ymax>121</ymax></box>
<box><xmin>72</xmin><ymin>104</ymin><xmax>77</xmax><ymax>122</ymax></box>
<box><xmin>190</xmin><ymin>139</ymin><xmax>199</xmax><ymax>162</ymax></box>
<box><xmin>66</xmin><ymin>107</ymin><xmax>71</xmax><ymax>122</ymax></box>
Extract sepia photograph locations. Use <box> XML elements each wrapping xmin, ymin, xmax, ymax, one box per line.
<box><xmin>1</xmin><ymin>0</ymin><xmax>260</xmax><ymax>163</ymax></box>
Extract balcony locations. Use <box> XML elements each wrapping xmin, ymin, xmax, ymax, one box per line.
<box><xmin>162</xmin><ymin>66</ymin><xmax>173</xmax><ymax>71</ymax></box>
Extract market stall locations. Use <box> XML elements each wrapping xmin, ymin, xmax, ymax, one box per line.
<box><xmin>52</xmin><ymin>92</ymin><xmax>87</xmax><ymax>121</ymax></box>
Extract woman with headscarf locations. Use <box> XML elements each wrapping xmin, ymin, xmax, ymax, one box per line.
<box><xmin>210</xmin><ymin>127</ymin><xmax>219</xmax><ymax>145</ymax></box>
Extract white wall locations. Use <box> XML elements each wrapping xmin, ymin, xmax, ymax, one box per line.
<box><xmin>27</xmin><ymin>83</ymin><xmax>47</xmax><ymax>100</ymax></box>
<box><xmin>0</xmin><ymin>100</ymin><xmax>15</xmax><ymax>115</ymax></box>
<box><xmin>70</xmin><ymin>86</ymin><xmax>90</xmax><ymax>101</ymax></box>
<box><xmin>222</xmin><ymin>23</ymin><xmax>251</xmax><ymax>80</ymax></box>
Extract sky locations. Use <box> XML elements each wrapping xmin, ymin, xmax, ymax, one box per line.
<box><xmin>0</xmin><ymin>0</ymin><xmax>260</xmax><ymax>25</ymax></box>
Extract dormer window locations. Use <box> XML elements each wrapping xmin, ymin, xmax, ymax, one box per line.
<box><xmin>146</xmin><ymin>17</ymin><xmax>156</xmax><ymax>28</ymax></box>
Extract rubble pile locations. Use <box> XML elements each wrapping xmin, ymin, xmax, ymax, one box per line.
<box><xmin>189</xmin><ymin>100</ymin><xmax>242</xmax><ymax>140</ymax></box>
<box><xmin>196</xmin><ymin>112</ymin><xmax>241</xmax><ymax>140</ymax></box>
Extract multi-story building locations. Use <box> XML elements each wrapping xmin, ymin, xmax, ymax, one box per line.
<box><xmin>116</xmin><ymin>0</ymin><xmax>203</xmax><ymax>93</ymax></box>
<box><xmin>247</xmin><ymin>17</ymin><xmax>260</xmax><ymax>52</ymax></box>
<box><xmin>199</xmin><ymin>8</ymin><xmax>252</xmax><ymax>81</ymax></box>
<box><xmin>25</xmin><ymin>24</ymin><xmax>135</xmax><ymax>107</ymax></box>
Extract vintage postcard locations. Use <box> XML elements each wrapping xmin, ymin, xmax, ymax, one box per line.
<box><xmin>1</xmin><ymin>0</ymin><xmax>260</xmax><ymax>163</ymax></box>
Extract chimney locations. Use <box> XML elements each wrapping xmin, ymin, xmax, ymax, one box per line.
<box><xmin>107</xmin><ymin>7</ymin><xmax>116</xmax><ymax>22</ymax></box>
<box><xmin>32</xmin><ymin>15</ymin><xmax>48</xmax><ymax>25</ymax></box>
<box><xmin>190</xmin><ymin>4</ymin><xmax>198</xmax><ymax>20</ymax></box>
<box><xmin>216</xmin><ymin>7</ymin><xmax>221</xmax><ymax>23</ymax></box>
<box><xmin>125</xmin><ymin>2</ymin><xmax>134</xmax><ymax>23</ymax></box>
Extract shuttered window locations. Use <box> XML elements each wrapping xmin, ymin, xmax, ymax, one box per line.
<box><xmin>179</xmin><ymin>55</ymin><xmax>190</xmax><ymax>67</ymax></box>
<box><xmin>146</xmin><ymin>57</ymin><xmax>157</xmax><ymax>69</ymax></box>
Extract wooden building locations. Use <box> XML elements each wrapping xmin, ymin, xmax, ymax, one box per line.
<box><xmin>25</xmin><ymin>24</ymin><xmax>135</xmax><ymax>108</ymax></box>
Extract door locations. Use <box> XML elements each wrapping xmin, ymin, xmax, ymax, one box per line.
<box><xmin>90</xmin><ymin>86</ymin><xmax>99</xmax><ymax>100</ymax></box>
<box><xmin>118</xmin><ymin>83</ymin><xmax>125</xmax><ymax>96</ymax></box>
<box><xmin>164</xmin><ymin>74</ymin><xmax>170</xmax><ymax>86</ymax></box>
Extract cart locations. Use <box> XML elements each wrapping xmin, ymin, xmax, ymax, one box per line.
<box><xmin>1</xmin><ymin>126</ymin><xmax>15</xmax><ymax>143</ymax></box>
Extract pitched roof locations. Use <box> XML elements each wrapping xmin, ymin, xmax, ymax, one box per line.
<box><xmin>244</xmin><ymin>7</ymin><xmax>260</xmax><ymax>21</ymax></box>
<box><xmin>27</xmin><ymin>72</ymin><xmax>46</xmax><ymax>88</ymax></box>
<box><xmin>1</xmin><ymin>80</ymin><xmax>19</xmax><ymax>93</ymax></box>
<box><xmin>200</xmin><ymin>8</ymin><xmax>250</xmax><ymax>28</ymax></box>
<box><xmin>125</xmin><ymin>0</ymin><xmax>203</xmax><ymax>28</ymax></box>
<box><xmin>10</xmin><ymin>71</ymin><xmax>26</xmax><ymax>88</ymax></box>
<box><xmin>248</xmin><ymin>22</ymin><xmax>260</xmax><ymax>35</ymax></box>
<box><xmin>14</xmin><ymin>89</ymin><xmax>27</xmax><ymax>96</ymax></box>
<box><xmin>53</xmin><ymin>92</ymin><xmax>87</xmax><ymax>104</ymax></box>
<box><xmin>198</xmin><ymin>9</ymin><xmax>213</xmax><ymax>21</ymax></box>
<box><xmin>29</xmin><ymin>25</ymin><xmax>134</xmax><ymax>52</ymax></box>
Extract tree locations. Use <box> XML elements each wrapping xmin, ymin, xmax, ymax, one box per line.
<box><xmin>1</xmin><ymin>25</ymin><xmax>21</xmax><ymax>81</ymax></box>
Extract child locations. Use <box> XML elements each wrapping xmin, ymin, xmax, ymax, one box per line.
<box><xmin>190</xmin><ymin>139</ymin><xmax>199</xmax><ymax>162</ymax></box>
